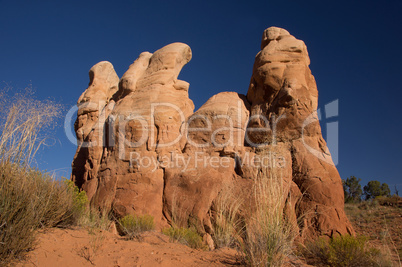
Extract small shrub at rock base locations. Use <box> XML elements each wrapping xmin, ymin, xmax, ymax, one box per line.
<box><xmin>302</xmin><ymin>234</ymin><xmax>391</xmax><ymax>266</ymax></box>
<box><xmin>118</xmin><ymin>214</ymin><xmax>155</xmax><ymax>239</ymax></box>
<box><xmin>64</xmin><ymin>179</ymin><xmax>89</xmax><ymax>223</ymax></box>
<box><xmin>163</xmin><ymin>227</ymin><xmax>206</xmax><ymax>250</ymax></box>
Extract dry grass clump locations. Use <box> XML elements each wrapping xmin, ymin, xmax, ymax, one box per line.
<box><xmin>163</xmin><ymin>227</ymin><xmax>206</xmax><ymax>250</ymax></box>
<box><xmin>0</xmin><ymin>162</ymin><xmax>87</xmax><ymax>264</ymax></box>
<box><xmin>159</xmin><ymin>191</ymin><xmax>206</xmax><ymax>250</ymax></box>
<box><xmin>240</xmin><ymin>166</ymin><xmax>297</xmax><ymax>267</ymax></box>
<box><xmin>211</xmin><ymin>183</ymin><xmax>243</xmax><ymax>249</ymax></box>
<box><xmin>207</xmin><ymin>151</ymin><xmax>298</xmax><ymax>266</ymax></box>
<box><xmin>302</xmin><ymin>234</ymin><xmax>392</xmax><ymax>266</ymax></box>
<box><xmin>78</xmin><ymin>207</ymin><xmax>112</xmax><ymax>232</ymax></box>
<box><xmin>163</xmin><ymin>193</ymin><xmax>207</xmax><ymax>250</ymax></box>
<box><xmin>0</xmin><ymin>87</ymin><xmax>62</xmax><ymax>166</ymax></box>
<box><xmin>0</xmin><ymin>87</ymin><xmax>90</xmax><ymax>264</ymax></box>
<box><xmin>118</xmin><ymin>214</ymin><xmax>155</xmax><ymax>240</ymax></box>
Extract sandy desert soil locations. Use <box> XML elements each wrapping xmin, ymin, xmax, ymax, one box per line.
<box><xmin>15</xmin><ymin>228</ymin><xmax>243</xmax><ymax>267</ymax></box>
<box><xmin>16</xmin><ymin>203</ymin><xmax>401</xmax><ymax>266</ymax></box>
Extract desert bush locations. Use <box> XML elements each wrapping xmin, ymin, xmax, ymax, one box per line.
<box><xmin>118</xmin><ymin>214</ymin><xmax>155</xmax><ymax>239</ymax></box>
<box><xmin>211</xmin><ymin>183</ymin><xmax>243</xmax><ymax>248</ymax></box>
<box><xmin>0</xmin><ymin>87</ymin><xmax>89</xmax><ymax>264</ymax></box>
<box><xmin>376</xmin><ymin>195</ymin><xmax>402</xmax><ymax>207</ymax></box>
<box><xmin>64</xmin><ymin>179</ymin><xmax>89</xmax><ymax>223</ymax></box>
<box><xmin>163</xmin><ymin>227</ymin><xmax>206</xmax><ymax>250</ymax></box>
<box><xmin>303</xmin><ymin>234</ymin><xmax>391</xmax><ymax>267</ymax></box>
<box><xmin>240</xmin><ymin>162</ymin><xmax>297</xmax><ymax>267</ymax></box>
<box><xmin>0</xmin><ymin>163</ymin><xmax>87</xmax><ymax>264</ymax></box>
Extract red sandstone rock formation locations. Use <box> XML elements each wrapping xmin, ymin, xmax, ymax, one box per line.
<box><xmin>71</xmin><ymin>27</ymin><xmax>354</xmax><ymax>241</ymax></box>
<box><xmin>246</xmin><ymin>27</ymin><xmax>353</xmax><ymax>239</ymax></box>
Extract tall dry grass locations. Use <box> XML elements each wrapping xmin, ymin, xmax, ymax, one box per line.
<box><xmin>163</xmin><ymin>193</ymin><xmax>207</xmax><ymax>249</ymax></box>
<box><xmin>118</xmin><ymin>214</ymin><xmax>155</xmax><ymax>240</ymax></box>
<box><xmin>0</xmin><ymin>87</ymin><xmax>87</xmax><ymax>264</ymax></box>
<box><xmin>0</xmin><ymin>165</ymin><xmax>80</xmax><ymax>263</ymax></box>
<box><xmin>0</xmin><ymin>87</ymin><xmax>61</xmax><ymax>166</ymax></box>
<box><xmin>211</xmin><ymin>183</ymin><xmax>243</xmax><ymax>248</ymax></box>
<box><xmin>210</xmin><ymin>150</ymin><xmax>298</xmax><ymax>266</ymax></box>
<box><xmin>240</xmin><ymin>164</ymin><xmax>297</xmax><ymax>267</ymax></box>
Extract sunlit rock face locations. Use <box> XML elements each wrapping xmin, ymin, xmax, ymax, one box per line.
<box><xmin>72</xmin><ymin>27</ymin><xmax>353</xmax><ymax>241</ymax></box>
<box><xmin>246</xmin><ymin>27</ymin><xmax>353</xmax><ymax>239</ymax></box>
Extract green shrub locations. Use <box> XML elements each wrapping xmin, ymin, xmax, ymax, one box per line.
<box><xmin>64</xmin><ymin>179</ymin><xmax>89</xmax><ymax>222</ymax></box>
<box><xmin>364</xmin><ymin>181</ymin><xmax>391</xmax><ymax>200</ymax></box>
<box><xmin>162</xmin><ymin>227</ymin><xmax>206</xmax><ymax>250</ymax></box>
<box><xmin>118</xmin><ymin>214</ymin><xmax>155</xmax><ymax>239</ymax></box>
<box><xmin>303</xmin><ymin>235</ymin><xmax>391</xmax><ymax>266</ymax></box>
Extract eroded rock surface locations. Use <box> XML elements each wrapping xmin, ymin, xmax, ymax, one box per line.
<box><xmin>72</xmin><ymin>28</ymin><xmax>353</xmax><ymax>241</ymax></box>
<box><xmin>246</xmin><ymin>27</ymin><xmax>353</xmax><ymax>239</ymax></box>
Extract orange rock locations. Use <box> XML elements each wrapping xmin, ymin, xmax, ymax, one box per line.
<box><xmin>71</xmin><ymin>27</ymin><xmax>353</xmax><ymax>241</ymax></box>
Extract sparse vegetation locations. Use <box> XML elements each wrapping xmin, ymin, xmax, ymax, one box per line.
<box><xmin>163</xmin><ymin>226</ymin><xmax>206</xmax><ymax>250</ymax></box>
<box><xmin>211</xmin><ymin>183</ymin><xmax>243</xmax><ymax>249</ymax></box>
<box><xmin>77</xmin><ymin>245</ymin><xmax>96</xmax><ymax>265</ymax></box>
<box><xmin>0</xmin><ymin>88</ymin><xmax>94</xmax><ymax>264</ymax></box>
<box><xmin>163</xmin><ymin>193</ymin><xmax>208</xmax><ymax>250</ymax></box>
<box><xmin>78</xmin><ymin>207</ymin><xmax>112</xmax><ymax>233</ymax></box>
<box><xmin>118</xmin><ymin>214</ymin><xmax>155</xmax><ymax>240</ymax></box>
<box><xmin>77</xmin><ymin>227</ymin><xmax>108</xmax><ymax>265</ymax></box>
<box><xmin>64</xmin><ymin>179</ymin><xmax>89</xmax><ymax>223</ymax></box>
<box><xmin>345</xmin><ymin>199</ymin><xmax>402</xmax><ymax>265</ymax></box>
<box><xmin>0</xmin><ymin>164</ymin><xmax>85</xmax><ymax>264</ymax></box>
<box><xmin>302</xmin><ymin>234</ymin><xmax>391</xmax><ymax>266</ymax></box>
<box><xmin>376</xmin><ymin>195</ymin><xmax>402</xmax><ymax>207</ymax></box>
<box><xmin>1</xmin><ymin>86</ymin><xmax>399</xmax><ymax>266</ymax></box>
<box><xmin>0</xmin><ymin>87</ymin><xmax>62</xmax><ymax>166</ymax></box>
<box><xmin>239</xmin><ymin>158</ymin><xmax>297</xmax><ymax>267</ymax></box>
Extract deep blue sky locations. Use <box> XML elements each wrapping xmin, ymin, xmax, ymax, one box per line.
<box><xmin>1</xmin><ymin>0</ymin><xmax>401</xmax><ymax>191</ymax></box>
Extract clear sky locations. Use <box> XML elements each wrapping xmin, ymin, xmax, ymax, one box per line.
<box><xmin>0</xmin><ymin>0</ymin><xmax>401</xmax><ymax>192</ymax></box>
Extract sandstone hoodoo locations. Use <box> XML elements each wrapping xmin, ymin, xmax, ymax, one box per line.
<box><xmin>71</xmin><ymin>27</ymin><xmax>354</xmax><ymax>242</ymax></box>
